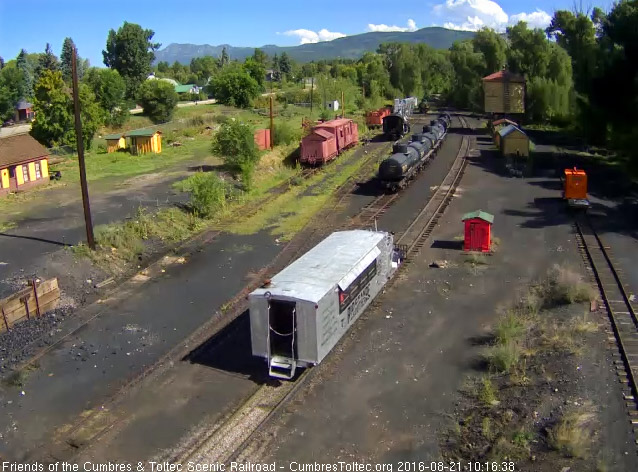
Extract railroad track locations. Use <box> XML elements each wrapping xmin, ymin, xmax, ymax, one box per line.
<box><xmin>175</xmin><ymin>114</ymin><xmax>473</xmax><ymax>464</ymax></box>
<box><xmin>575</xmin><ymin>215</ymin><xmax>638</xmax><ymax>432</ymax></box>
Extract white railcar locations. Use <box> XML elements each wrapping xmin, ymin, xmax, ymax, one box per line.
<box><xmin>249</xmin><ymin>230</ymin><xmax>399</xmax><ymax>379</ymax></box>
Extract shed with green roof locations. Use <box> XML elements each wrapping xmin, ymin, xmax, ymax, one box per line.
<box><xmin>125</xmin><ymin>129</ymin><xmax>162</xmax><ymax>155</ymax></box>
<box><xmin>104</xmin><ymin>133</ymin><xmax>126</xmax><ymax>153</ymax></box>
<box><xmin>462</xmin><ymin>210</ymin><xmax>494</xmax><ymax>252</ymax></box>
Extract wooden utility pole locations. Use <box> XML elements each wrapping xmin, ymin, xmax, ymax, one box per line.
<box><xmin>71</xmin><ymin>46</ymin><xmax>95</xmax><ymax>249</ymax></box>
<box><xmin>269</xmin><ymin>95</ymin><xmax>274</xmax><ymax>150</ymax></box>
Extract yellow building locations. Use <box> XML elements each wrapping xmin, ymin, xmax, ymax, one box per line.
<box><xmin>498</xmin><ymin>125</ymin><xmax>530</xmax><ymax>157</ymax></box>
<box><xmin>104</xmin><ymin>133</ymin><xmax>126</xmax><ymax>153</ymax></box>
<box><xmin>127</xmin><ymin>129</ymin><xmax>162</xmax><ymax>155</ymax></box>
<box><xmin>483</xmin><ymin>70</ymin><xmax>525</xmax><ymax>114</ymax></box>
<box><xmin>0</xmin><ymin>134</ymin><xmax>50</xmax><ymax>197</ymax></box>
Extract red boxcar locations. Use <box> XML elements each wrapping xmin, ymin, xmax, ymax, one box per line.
<box><xmin>300</xmin><ymin>118</ymin><xmax>359</xmax><ymax>165</ymax></box>
<box><xmin>366</xmin><ymin>107</ymin><xmax>391</xmax><ymax>128</ymax></box>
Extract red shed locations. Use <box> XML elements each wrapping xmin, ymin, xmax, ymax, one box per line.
<box><xmin>462</xmin><ymin>210</ymin><xmax>494</xmax><ymax>253</ymax></box>
<box><xmin>254</xmin><ymin>129</ymin><xmax>271</xmax><ymax>151</ymax></box>
<box><xmin>300</xmin><ymin>129</ymin><xmax>337</xmax><ymax>165</ymax></box>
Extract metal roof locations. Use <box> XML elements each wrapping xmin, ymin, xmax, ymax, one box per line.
<box><xmin>462</xmin><ymin>210</ymin><xmax>494</xmax><ymax>223</ymax></box>
<box><xmin>498</xmin><ymin>124</ymin><xmax>527</xmax><ymax>138</ymax></box>
<box><xmin>175</xmin><ymin>84</ymin><xmax>197</xmax><ymax>93</ymax></box>
<box><xmin>251</xmin><ymin>230</ymin><xmax>386</xmax><ymax>303</ymax></box>
<box><xmin>308</xmin><ymin>129</ymin><xmax>333</xmax><ymax>140</ymax></box>
<box><xmin>315</xmin><ymin>118</ymin><xmax>353</xmax><ymax>129</ymax></box>
<box><xmin>126</xmin><ymin>129</ymin><xmax>161</xmax><ymax>137</ymax></box>
<box><xmin>482</xmin><ymin>70</ymin><xmax>525</xmax><ymax>82</ymax></box>
<box><xmin>104</xmin><ymin>133</ymin><xmax>124</xmax><ymax>140</ymax></box>
<box><xmin>15</xmin><ymin>99</ymin><xmax>33</xmax><ymax>110</ymax></box>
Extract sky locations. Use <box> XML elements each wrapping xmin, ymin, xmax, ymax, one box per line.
<box><xmin>0</xmin><ymin>0</ymin><xmax>617</xmax><ymax>66</ymax></box>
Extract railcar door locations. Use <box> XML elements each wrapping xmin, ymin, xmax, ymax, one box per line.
<box><xmin>267</xmin><ymin>299</ymin><xmax>298</xmax><ymax>379</ymax></box>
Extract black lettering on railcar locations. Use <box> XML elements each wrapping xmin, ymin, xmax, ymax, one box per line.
<box><xmin>339</xmin><ymin>259</ymin><xmax>377</xmax><ymax>313</ymax></box>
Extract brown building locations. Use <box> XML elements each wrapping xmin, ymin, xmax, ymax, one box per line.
<box><xmin>14</xmin><ymin>99</ymin><xmax>35</xmax><ymax>122</ymax></box>
<box><xmin>483</xmin><ymin>70</ymin><xmax>525</xmax><ymax>114</ymax></box>
<box><xmin>0</xmin><ymin>134</ymin><xmax>50</xmax><ymax>197</ymax></box>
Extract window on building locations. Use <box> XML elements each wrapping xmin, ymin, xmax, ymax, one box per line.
<box><xmin>35</xmin><ymin>161</ymin><xmax>42</xmax><ymax>179</ymax></box>
<box><xmin>22</xmin><ymin>165</ymin><xmax>29</xmax><ymax>183</ymax></box>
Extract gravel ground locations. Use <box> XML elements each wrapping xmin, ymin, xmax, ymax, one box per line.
<box><xmin>0</xmin><ymin>303</ymin><xmax>75</xmax><ymax>374</ymax></box>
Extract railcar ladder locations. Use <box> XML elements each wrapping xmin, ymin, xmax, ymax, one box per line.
<box><xmin>267</xmin><ymin>306</ymin><xmax>297</xmax><ymax>380</ymax></box>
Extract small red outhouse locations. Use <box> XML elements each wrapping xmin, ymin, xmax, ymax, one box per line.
<box><xmin>254</xmin><ymin>129</ymin><xmax>271</xmax><ymax>151</ymax></box>
<box><xmin>462</xmin><ymin>210</ymin><xmax>494</xmax><ymax>252</ymax></box>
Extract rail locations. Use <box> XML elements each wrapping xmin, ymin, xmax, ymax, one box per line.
<box><xmin>575</xmin><ymin>216</ymin><xmax>638</xmax><ymax>411</ymax></box>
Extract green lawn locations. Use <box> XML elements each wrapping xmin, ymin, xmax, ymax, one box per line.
<box><xmin>51</xmin><ymin>137</ymin><xmax>217</xmax><ymax>184</ymax></box>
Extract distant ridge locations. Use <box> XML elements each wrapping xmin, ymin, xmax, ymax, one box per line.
<box><xmin>154</xmin><ymin>27</ymin><xmax>475</xmax><ymax>64</ymax></box>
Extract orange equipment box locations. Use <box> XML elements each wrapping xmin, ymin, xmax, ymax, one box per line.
<box><xmin>564</xmin><ymin>168</ymin><xmax>587</xmax><ymax>200</ymax></box>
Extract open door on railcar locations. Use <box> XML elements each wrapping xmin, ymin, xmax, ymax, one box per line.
<box><xmin>267</xmin><ymin>299</ymin><xmax>298</xmax><ymax>379</ymax></box>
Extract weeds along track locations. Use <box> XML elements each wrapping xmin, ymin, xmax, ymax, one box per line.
<box><xmin>176</xmin><ymin>115</ymin><xmax>473</xmax><ymax>465</ymax></box>
<box><xmin>575</xmin><ymin>216</ymin><xmax>638</xmax><ymax>441</ymax></box>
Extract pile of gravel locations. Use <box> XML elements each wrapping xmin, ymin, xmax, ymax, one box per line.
<box><xmin>0</xmin><ymin>304</ymin><xmax>74</xmax><ymax>374</ymax></box>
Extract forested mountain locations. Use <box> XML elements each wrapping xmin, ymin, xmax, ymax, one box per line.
<box><xmin>154</xmin><ymin>27</ymin><xmax>475</xmax><ymax>64</ymax></box>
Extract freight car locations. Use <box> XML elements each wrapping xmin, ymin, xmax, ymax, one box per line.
<box><xmin>300</xmin><ymin>118</ymin><xmax>359</xmax><ymax>165</ymax></box>
<box><xmin>366</xmin><ymin>107</ymin><xmax>391</xmax><ymax>129</ymax></box>
<box><xmin>249</xmin><ymin>230</ymin><xmax>398</xmax><ymax>379</ymax></box>
<box><xmin>378</xmin><ymin>114</ymin><xmax>450</xmax><ymax>192</ymax></box>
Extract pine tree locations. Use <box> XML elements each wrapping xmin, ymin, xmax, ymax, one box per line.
<box><xmin>16</xmin><ymin>49</ymin><xmax>33</xmax><ymax>99</ymax></box>
<box><xmin>60</xmin><ymin>37</ymin><xmax>75</xmax><ymax>82</ymax></box>
<box><xmin>35</xmin><ymin>43</ymin><xmax>59</xmax><ymax>81</ymax></box>
<box><xmin>219</xmin><ymin>47</ymin><xmax>230</xmax><ymax>68</ymax></box>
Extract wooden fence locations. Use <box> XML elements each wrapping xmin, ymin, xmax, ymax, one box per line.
<box><xmin>0</xmin><ymin>278</ymin><xmax>60</xmax><ymax>333</ymax></box>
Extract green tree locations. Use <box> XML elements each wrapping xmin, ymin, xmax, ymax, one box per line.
<box><xmin>157</xmin><ymin>61</ymin><xmax>169</xmax><ymax>73</ymax></box>
<box><xmin>219</xmin><ymin>47</ymin><xmax>230</xmax><ymax>68</ymax></box>
<box><xmin>207</xmin><ymin>66</ymin><xmax>260</xmax><ymax>108</ymax></box>
<box><xmin>84</xmin><ymin>67</ymin><xmax>128</xmax><ymax>126</ymax></box>
<box><xmin>30</xmin><ymin>70</ymin><xmax>102</xmax><ymax>149</ymax></box>
<box><xmin>279</xmin><ymin>52</ymin><xmax>292</xmax><ymax>80</ymax></box>
<box><xmin>506</xmin><ymin>22</ymin><xmax>553</xmax><ymax>79</ymax></box>
<box><xmin>190</xmin><ymin>56</ymin><xmax>218</xmax><ymax>84</ymax></box>
<box><xmin>16</xmin><ymin>49</ymin><xmax>33</xmax><ymax>98</ymax></box>
<box><xmin>103</xmin><ymin>22</ymin><xmax>160</xmax><ymax>99</ymax></box>
<box><xmin>36</xmin><ymin>43</ymin><xmax>59</xmax><ymax>78</ymax></box>
<box><xmin>212</xmin><ymin>119</ymin><xmax>259</xmax><ymax>190</ymax></box>
<box><xmin>243</xmin><ymin>57</ymin><xmax>266</xmax><ymax>88</ymax></box>
<box><xmin>252</xmin><ymin>48</ymin><xmax>268</xmax><ymax>66</ymax></box>
<box><xmin>0</xmin><ymin>57</ymin><xmax>4</xmax><ymax>69</ymax></box>
<box><xmin>138</xmin><ymin>79</ymin><xmax>178</xmax><ymax>123</ymax></box>
<box><xmin>472</xmin><ymin>28</ymin><xmax>507</xmax><ymax>74</ymax></box>
<box><xmin>0</xmin><ymin>67</ymin><xmax>24</xmax><ymax>121</ymax></box>
<box><xmin>60</xmin><ymin>37</ymin><xmax>75</xmax><ymax>82</ymax></box>
<box><xmin>449</xmin><ymin>40</ymin><xmax>484</xmax><ymax>110</ymax></box>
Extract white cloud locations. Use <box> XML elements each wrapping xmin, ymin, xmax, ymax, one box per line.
<box><xmin>282</xmin><ymin>28</ymin><xmax>346</xmax><ymax>44</ymax></box>
<box><xmin>367</xmin><ymin>18</ymin><xmax>418</xmax><ymax>32</ymax></box>
<box><xmin>509</xmin><ymin>9</ymin><xmax>552</xmax><ymax>29</ymax></box>
<box><xmin>433</xmin><ymin>0</ymin><xmax>551</xmax><ymax>32</ymax></box>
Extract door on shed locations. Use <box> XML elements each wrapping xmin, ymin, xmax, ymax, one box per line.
<box><xmin>268</xmin><ymin>300</ymin><xmax>297</xmax><ymax>360</ymax></box>
<box><xmin>469</xmin><ymin>221</ymin><xmax>485</xmax><ymax>251</ymax></box>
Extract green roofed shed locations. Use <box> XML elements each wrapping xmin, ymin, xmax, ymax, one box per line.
<box><xmin>175</xmin><ymin>84</ymin><xmax>197</xmax><ymax>94</ymax></box>
<box><xmin>462</xmin><ymin>210</ymin><xmax>494</xmax><ymax>223</ymax></box>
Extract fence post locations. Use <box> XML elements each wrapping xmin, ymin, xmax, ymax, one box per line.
<box><xmin>31</xmin><ymin>279</ymin><xmax>41</xmax><ymax>318</ymax></box>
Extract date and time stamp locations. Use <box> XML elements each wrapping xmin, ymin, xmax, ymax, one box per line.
<box><xmin>1</xmin><ymin>462</ymin><xmax>517</xmax><ymax>472</ymax></box>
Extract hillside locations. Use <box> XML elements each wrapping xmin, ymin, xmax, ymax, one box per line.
<box><xmin>155</xmin><ymin>27</ymin><xmax>475</xmax><ymax>64</ymax></box>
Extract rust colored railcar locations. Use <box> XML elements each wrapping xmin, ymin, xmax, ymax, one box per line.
<box><xmin>300</xmin><ymin>118</ymin><xmax>359</xmax><ymax>165</ymax></box>
<box><xmin>366</xmin><ymin>107</ymin><xmax>391</xmax><ymax>128</ymax></box>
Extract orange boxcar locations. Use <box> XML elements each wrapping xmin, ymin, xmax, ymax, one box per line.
<box><xmin>563</xmin><ymin>168</ymin><xmax>587</xmax><ymax>200</ymax></box>
<box><xmin>366</xmin><ymin>107</ymin><xmax>391</xmax><ymax>128</ymax></box>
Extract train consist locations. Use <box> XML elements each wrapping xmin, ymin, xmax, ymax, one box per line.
<box><xmin>378</xmin><ymin>114</ymin><xmax>451</xmax><ymax>192</ymax></box>
<box><xmin>249</xmin><ymin>230</ymin><xmax>399</xmax><ymax>379</ymax></box>
<box><xmin>365</xmin><ymin>107</ymin><xmax>391</xmax><ymax>129</ymax></box>
<box><xmin>383</xmin><ymin>97</ymin><xmax>418</xmax><ymax>140</ymax></box>
<box><xmin>300</xmin><ymin>118</ymin><xmax>359</xmax><ymax>165</ymax></box>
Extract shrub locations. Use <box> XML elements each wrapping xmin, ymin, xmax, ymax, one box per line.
<box><xmin>548</xmin><ymin>410</ymin><xmax>595</xmax><ymax>458</ymax></box>
<box><xmin>212</xmin><ymin>120</ymin><xmax>260</xmax><ymax>178</ymax></box>
<box><xmin>138</xmin><ymin>80</ymin><xmax>178</xmax><ymax>124</ymax></box>
<box><xmin>273</xmin><ymin>121</ymin><xmax>301</xmax><ymax>146</ymax></box>
<box><xmin>542</xmin><ymin>265</ymin><xmax>596</xmax><ymax>306</ymax></box>
<box><xmin>187</xmin><ymin>172</ymin><xmax>228</xmax><ymax>218</ymax></box>
<box><xmin>207</xmin><ymin>67</ymin><xmax>260</xmax><ymax>108</ymax></box>
<box><xmin>478</xmin><ymin>377</ymin><xmax>499</xmax><ymax>406</ymax></box>
<box><xmin>488</xmin><ymin>340</ymin><xmax>522</xmax><ymax>373</ymax></box>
